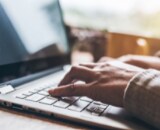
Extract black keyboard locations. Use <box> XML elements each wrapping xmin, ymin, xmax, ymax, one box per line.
<box><xmin>16</xmin><ymin>85</ymin><xmax>108</xmax><ymax>116</ymax></box>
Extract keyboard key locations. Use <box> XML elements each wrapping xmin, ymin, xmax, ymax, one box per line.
<box><xmin>16</xmin><ymin>94</ymin><xmax>26</xmax><ymax>99</ymax></box>
<box><xmin>61</xmin><ymin>97</ymin><xmax>78</xmax><ymax>104</ymax></box>
<box><xmin>68</xmin><ymin>105</ymin><xmax>82</xmax><ymax>112</ymax></box>
<box><xmin>34</xmin><ymin>88</ymin><xmax>43</xmax><ymax>91</ymax></box>
<box><xmin>93</xmin><ymin>101</ymin><xmax>103</xmax><ymax>105</ymax></box>
<box><xmin>29</xmin><ymin>89</ymin><xmax>39</xmax><ymax>93</ymax></box>
<box><xmin>39</xmin><ymin>97</ymin><xmax>56</xmax><ymax>105</ymax></box>
<box><xmin>68</xmin><ymin>100</ymin><xmax>90</xmax><ymax>112</ymax></box>
<box><xmin>38</xmin><ymin>91</ymin><xmax>49</xmax><ymax>96</ymax></box>
<box><xmin>85</xmin><ymin>102</ymin><xmax>107</xmax><ymax>116</ymax></box>
<box><xmin>92</xmin><ymin>108</ymin><xmax>104</xmax><ymax>116</ymax></box>
<box><xmin>53</xmin><ymin>101</ymin><xmax>70</xmax><ymax>108</ymax></box>
<box><xmin>44</xmin><ymin>83</ymin><xmax>55</xmax><ymax>88</ymax></box>
<box><xmin>93</xmin><ymin>101</ymin><xmax>108</xmax><ymax>109</ymax></box>
<box><xmin>44</xmin><ymin>86</ymin><xmax>57</xmax><ymax>92</ymax></box>
<box><xmin>39</xmin><ymin>85</ymin><xmax>49</xmax><ymax>89</ymax></box>
<box><xmin>86</xmin><ymin>103</ymin><xmax>99</xmax><ymax>112</ymax></box>
<box><xmin>99</xmin><ymin>104</ymin><xmax>108</xmax><ymax>109</ymax></box>
<box><xmin>22</xmin><ymin>91</ymin><xmax>33</xmax><ymax>96</ymax></box>
<box><xmin>80</xmin><ymin>97</ymin><xmax>93</xmax><ymax>102</ymax></box>
<box><xmin>25</xmin><ymin>94</ymin><xmax>45</xmax><ymax>102</ymax></box>
<box><xmin>47</xmin><ymin>96</ymin><xmax>59</xmax><ymax>100</ymax></box>
<box><xmin>44</xmin><ymin>88</ymin><xmax>51</xmax><ymax>92</ymax></box>
<box><xmin>95</xmin><ymin>107</ymin><xmax>104</xmax><ymax>113</ymax></box>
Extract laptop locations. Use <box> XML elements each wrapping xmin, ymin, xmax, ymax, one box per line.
<box><xmin>0</xmin><ymin>0</ymin><xmax>153</xmax><ymax>129</ymax></box>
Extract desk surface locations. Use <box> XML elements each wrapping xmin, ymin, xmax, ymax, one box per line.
<box><xmin>0</xmin><ymin>107</ymin><xmax>95</xmax><ymax>130</ymax></box>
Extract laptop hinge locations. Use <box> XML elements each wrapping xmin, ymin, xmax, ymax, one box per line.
<box><xmin>0</xmin><ymin>84</ymin><xmax>14</xmax><ymax>94</ymax></box>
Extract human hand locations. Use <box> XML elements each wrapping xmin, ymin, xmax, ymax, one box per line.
<box><xmin>98</xmin><ymin>55</ymin><xmax>160</xmax><ymax>70</ymax></box>
<box><xmin>118</xmin><ymin>55</ymin><xmax>160</xmax><ymax>70</ymax></box>
<box><xmin>49</xmin><ymin>62</ymin><xmax>140</xmax><ymax>107</ymax></box>
<box><xmin>98</xmin><ymin>57</ymin><xmax>114</xmax><ymax>63</ymax></box>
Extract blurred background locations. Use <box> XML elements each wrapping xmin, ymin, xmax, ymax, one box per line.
<box><xmin>1</xmin><ymin>0</ymin><xmax>160</xmax><ymax>65</ymax></box>
<box><xmin>61</xmin><ymin>0</ymin><xmax>160</xmax><ymax>37</ymax></box>
<box><xmin>59</xmin><ymin>0</ymin><xmax>160</xmax><ymax>64</ymax></box>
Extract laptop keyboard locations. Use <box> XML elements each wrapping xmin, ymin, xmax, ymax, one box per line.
<box><xmin>15</xmin><ymin>85</ymin><xmax>109</xmax><ymax>116</ymax></box>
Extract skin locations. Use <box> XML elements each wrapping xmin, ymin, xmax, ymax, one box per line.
<box><xmin>118</xmin><ymin>55</ymin><xmax>160</xmax><ymax>70</ymax></box>
<box><xmin>99</xmin><ymin>55</ymin><xmax>160</xmax><ymax>70</ymax></box>
<box><xmin>48</xmin><ymin>62</ymin><xmax>140</xmax><ymax>107</ymax></box>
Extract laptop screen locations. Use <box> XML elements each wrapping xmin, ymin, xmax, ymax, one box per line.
<box><xmin>0</xmin><ymin>0</ymin><xmax>70</xmax><ymax>83</ymax></box>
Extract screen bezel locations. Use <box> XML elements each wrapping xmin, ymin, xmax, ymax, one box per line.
<box><xmin>0</xmin><ymin>0</ymin><xmax>71</xmax><ymax>83</ymax></box>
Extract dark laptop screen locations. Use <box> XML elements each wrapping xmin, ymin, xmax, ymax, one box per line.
<box><xmin>0</xmin><ymin>0</ymin><xmax>70</xmax><ymax>82</ymax></box>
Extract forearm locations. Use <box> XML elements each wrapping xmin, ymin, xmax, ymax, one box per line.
<box><xmin>124</xmin><ymin>69</ymin><xmax>160</xmax><ymax>129</ymax></box>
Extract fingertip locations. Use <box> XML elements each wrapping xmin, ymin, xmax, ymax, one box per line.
<box><xmin>48</xmin><ymin>89</ymin><xmax>58</xmax><ymax>96</ymax></box>
<box><xmin>48</xmin><ymin>89</ymin><xmax>53</xmax><ymax>95</ymax></box>
<box><xmin>48</xmin><ymin>89</ymin><xmax>52</xmax><ymax>94</ymax></box>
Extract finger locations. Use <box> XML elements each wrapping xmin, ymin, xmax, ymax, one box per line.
<box><xmin>80</xmin><ymin>62</ymin><xmax>107</xmax><ymax>70</ymax></box>
<box><xmin>117</xmin><ymin>55</ymin><xmax>133</xmax><ymax>63</ymax></box>
<box><xmin>48</xmin><ymin>84</ymin><xmax>89</xmax><ymax>97</ymax></box>
<box><xmin>98</xmin><ymin>57</ymin><xmax>114</xmax><ymax>63</ymax></box>
<box><xmin>59</xmin><ymin>66</ymin><xmax>96</xmax><ymax>86</ymax></box>
<box><xmin>79</xmin><ymin>63</ymin><xmax>97</xmax><ymax>68</ymax></box>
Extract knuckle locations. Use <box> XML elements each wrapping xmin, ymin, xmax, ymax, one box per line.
<box><xmin>125</xmin><ymin>54</ymin><xmax>133</xmax><ymax>59</ymax></box>
<box><xmin>95</xmin><ymin>71</ymin><xmax>101</xmax><ymax>79</ymax></box>
<box><xmin>94</xmin><ymin>71</ymin><xmax>107</xmax><ymax>82</ymax></box>
<box><xmin>99</xmin><ymin>75</ymin><xmax>108</xmax><ymax>83</ymax></box>
<box><xmin>70</xmin><ymin>66</ymin><xmax>79</xmax><ymax>73</ymax></box>
<box><xmin>68</xmin><ymin>66</ymin><xmax>79</xmax><ymax>77</ymax></box>
<box><xmin>100</xmin><ymin>57</ymin><xmax>107</xmax><ymax>61</ymax></box>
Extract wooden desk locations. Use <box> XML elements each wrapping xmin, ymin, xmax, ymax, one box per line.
<box><xmin>0</xmin><ymin>107</ymin><xmax>95</xmax><ymax>130</ymax></box>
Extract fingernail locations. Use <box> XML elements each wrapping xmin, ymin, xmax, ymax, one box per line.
<box><xmin>48</xmin><ymin>89</ymin><xmax>60</xmax><ymax>97</ymax></box>
<box><xmin>48</xmin><ymin>89</ymin><xmax>55</xmax><ymax>95</ymax></box>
